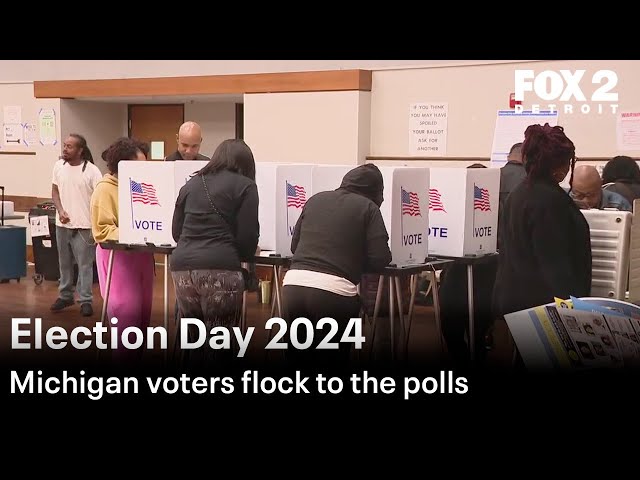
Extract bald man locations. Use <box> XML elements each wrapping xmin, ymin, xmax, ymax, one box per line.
<box><xmin>570</xmin><ymin>165</ymin><xmax>631</xmax><ymax>211</ymax></box>
<box><xmin>165</xmin><ymin>121</ymin><xmax>210</xmax><ymax>161</ymax></box>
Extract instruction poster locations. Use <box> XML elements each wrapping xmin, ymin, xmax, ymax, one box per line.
<box><xmin>490</xmin><ymin>110</ymin><xmax>558</xmax><ymax>166</ymax></box>
<box><xmin>409</xmin><ymin>102</ymin><xmax>448</xmax><ymax>156</ymax></box>
<box><xmin>23</xmin><ymin>123</ymin><xmax>37</xmax><ymax>147</ymax></box>
<box><xmin>38</xmin><ymin>108</ymin><xmax>57</xmax><ymax>145</ymax></box>
<box><xmin>616</xmin><ymin>112</ymin><xmax>640</xmax><ymax>151</ymax></box>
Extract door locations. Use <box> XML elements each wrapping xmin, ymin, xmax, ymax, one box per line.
<box><xmin>128</xmin><ymin>104</ymin><xmax>184</xmax><ymax>160</ymax></box>
<box><xmin>128</xmin><ymin>104</ymin><xmax>184</xmax><ymax>266</ymax></box>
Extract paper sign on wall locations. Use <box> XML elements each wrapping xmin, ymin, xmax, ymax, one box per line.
<box><xmin>409</xmin><ymin>102</ymin><xmax>448</xmax><ymax>156</ymax></box>
<box><xmin>3</xmin><ymin>124</ymin><xmax>22</xmax><ymax>146</ymax></box>
<box><xmin>38</xmin><ymin>108</ymin><xmax>57</xmax><ymax>146</ymax></box>
<box><xmin>23</xmin><ymin>123</ymin><xmax>37</xmax><ymax>147</ymax></box>
<box><xmin>4</xmin><ymin>106</ymin><xmax>21</xmax><ymax>124</ymax></box>
<box><xmin>616</xmin><ymin>112</ymin><xmax>640</xmax><ymax>151</ymax></box>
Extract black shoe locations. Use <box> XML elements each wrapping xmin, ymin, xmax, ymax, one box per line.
<box><xmin>80</xmin><ymin>303</ymin><xmax>93</xmax><ymax>317</ymax></box>
<box><xmin>50</xmin><ymin>298</ymin><xmax>74</xmax><ymax>312</ymax></box>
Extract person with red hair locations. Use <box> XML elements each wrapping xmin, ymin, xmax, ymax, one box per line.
<box><xmin>493</xmin><ymin>123</ymin><xmax>592</xmax><ymax>318</ymax></box>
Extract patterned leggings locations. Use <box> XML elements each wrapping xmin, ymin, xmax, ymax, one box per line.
<box><xmin>172</xmin><ymin>269</ymin><xmax>244</xmax><ymax>366</ymax></box>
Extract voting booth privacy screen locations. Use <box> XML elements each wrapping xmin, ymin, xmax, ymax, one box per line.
<box><xmin>256</xmin><ymin>163</ymin><xmax>313</xmax><ymax>256</ymax></box>
<box><xmin>427</xmin><ymin>168</ymin><xmax>499</xmax><ymax>257</ymax></box>
<box><xmin>378</xmin><ymin>166</ymin><xmax>430</xmax><ymax>266</ymax></box>
<box><xmin>118</xmin><ymin>161</ymin><xmax>207</xmax><ymax>246</ymax></box>
<box><xmin>581</xmin><ymin>209</ymin><xmax>632</xmax><ymax>300</ymax></box>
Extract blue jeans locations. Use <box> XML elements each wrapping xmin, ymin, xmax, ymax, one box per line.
<box><xmin>56</xmin><ymin>226</ymin><xmax>95</xmax><ymax>304</ymax></box>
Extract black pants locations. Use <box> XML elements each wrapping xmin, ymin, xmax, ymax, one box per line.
<box><xmin>440</xmin><ymin>260</ymin><xmax>498</xmax><ymax>370</ymax></box>
<box><xmin>282</xmin><ymin>285</ymin><xmax>361</xmax><ymax>372</ymax></box>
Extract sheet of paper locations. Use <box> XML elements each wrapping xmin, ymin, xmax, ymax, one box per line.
<box><xmin>29</xmin><ymin>215</ymin><xmax>50</xmax><ymax>237</ymax></box>
<box><xmin>38</xmin><ymin>108</ymin><xmax>57</xmax><ymax>145</ymax></box>
<box><xmin>409</xmin><ymin>102</ymin><xmax>448</xmax><ymax>156</ymax></box>
<box><xmin>3</xmin><ymin>123</ymin><xmax>22</xmax><ymax>146</ymax></box>
<box><xmin>490</xmin><ymin>110</ymin><xmax>558</xmax><ymax>166</ymax></box>
<box><xmin>616</xmin><ymin>112</ymin><xmax>640</xmax><ymax>151</ymax></box>
<box><xmin>4</xmin><ymin>106</ymin><xmax>21</xmax><ymax>124</ymax></box>
<box><xmin>23</xmin><ymin>123</ymin><xmax>37</xmax><ymax>147</ymax></box>
<box><xmin>151</xmin><ymin>141</ymin><xmax>165</xmax><ymax>160</ymax></box>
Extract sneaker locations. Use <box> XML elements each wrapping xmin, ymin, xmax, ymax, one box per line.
<box><xmin>80</xmin><ymin>303</ymin><xmax>93</xmax><ymax>317</ymax></box>
<box><xmin>50</xmin><ymin>298</ymin><xmax>74</xmax><ymax>312</ymax></box>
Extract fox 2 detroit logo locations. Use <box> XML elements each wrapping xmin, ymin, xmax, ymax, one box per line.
<box><xmin>514</xmin><ymin>69</ymin><xmax>619</xmax><ymax>115</ymax></box>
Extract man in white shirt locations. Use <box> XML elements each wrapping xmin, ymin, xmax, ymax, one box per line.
<box><xmin>50</xmin><ymin>134</ymin><xmax>103</xmax><ymax>317</ymax></box>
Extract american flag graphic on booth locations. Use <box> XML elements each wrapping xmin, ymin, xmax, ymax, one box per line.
<box><xmin>473</xmin><ymin>184</ymin><xmax>490</xmax><ymax>211</ymax></box>
<box><xmin>428</xmin><ymin>188</ymin><xmax>446</xmax><ymax>212</ymax></box>
<box><xmin>286</xmin><ymin>181</ymin><xmax>306</xmax><ymax>208</ymax></box>
<box><xmin>401</xmin><ymin>187</ymin><xmax>421</xmax><ymax>216</ymax></box>
<box><xmin>130</xmin><ymin>179</ymin><xmax>161</xmax><ymax>206</ymax></box>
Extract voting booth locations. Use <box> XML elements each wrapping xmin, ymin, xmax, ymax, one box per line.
<box><xmin>118</xmin><ymin>161</ymin><xmax>207</xmax><ymax>246</ymax></box>
<box><xmin>582</xmin><ymin>209</ymin><xmax>632</xmax><ymax>300</ymax></box>
<box><xmin>311</xmin><ymin>165</ymin><xmax>353</xmax><ymax>195</ymax></box>
<box><xmin>426</xmin><ymin>167</ymin><xmax>500</xmax><ymax>257</ymax></box>
<box><xmin>377</xmin><ymin>166</ymin><xmax>430</xmax><ymax>266</ymax></box>
<box><xmin>256</xmin><ymin>163</ymin><xmax>313</xmax><ymax>256</ymax></box>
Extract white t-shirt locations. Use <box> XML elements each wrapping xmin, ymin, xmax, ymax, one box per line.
<box><xmin>52</xmin><ymin>159</ymin><xmax>103</xmax><ymax>229</ymax></box>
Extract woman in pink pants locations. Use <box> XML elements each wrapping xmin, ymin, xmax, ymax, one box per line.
<box><xmin>90</xmin><ymin>137</ymin><xmax>154</xmax><ymax>363</ymax></box>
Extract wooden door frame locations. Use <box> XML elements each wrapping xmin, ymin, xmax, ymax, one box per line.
<box><xmin>127</xmin><ymin>103</ymin><xmax>185</xmax><ymax>138</ymax></box>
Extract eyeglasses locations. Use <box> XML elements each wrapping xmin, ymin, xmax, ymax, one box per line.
<box><xmin>569</xmin><ymin>190</ymin><xmax>599</xmax><ymax>201</ymax></box>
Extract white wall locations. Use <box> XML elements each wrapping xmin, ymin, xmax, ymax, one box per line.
<box><xmin>244</xmin><ymin>91</ymin><xmax>370</xmax><ymax>165</ymax></box>
<box><xmin>0</xmin><ymin>83</ymin><xmax>61</xmax><ymax>198</ymax></box>
<box><xmin>185</xmin><ymin>101</ymin><xmax>236</xmax><ymax>157</ymax></box>
<box><xmin>60</xmin><ymin>100</ymin><xmax>128</xmax><ymax>174</ymax></box>
<box><xmin>371</xmin><ymin>60</ymin><xmax>640</xmax><ymax>161</ymax></box>
<box><xmin>0</xmin><ymin>60</ymin><xmax>531</xmax><ymax>82</ymax></box>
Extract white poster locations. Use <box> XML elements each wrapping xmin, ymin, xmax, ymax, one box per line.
<box><xmin>23</xmin><ymin>123</ymin><xmax>38</xmax><ymax>147</ymax></box>
<box><xmin>616</xmin><ymin>112</ymin><xmax>640</xmax><ymax>151</ymax></box>
<box><xmin>4</xmin><ymin>106</ymin><xmax>21</xmax><ymax>124</ymax></box>
<box><xmin>409</xmin><ymin>102</ymin><xmax>448</xmax><ymax>156</ymax></box>
<box><xmin>30</xmin><ymin>215</ymin><xmax>50</xmax><ymax>237</ymax></box>
<box><xmin>490</xmin><ymin>110</ymin><xmax>558</xmax><ymax>166</ymax></box>
<box><xmin>3</xmin><ymin>124</ymin><xmax>22</xmax><ymax>146</ymax></box>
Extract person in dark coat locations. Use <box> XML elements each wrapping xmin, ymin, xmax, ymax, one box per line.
<box><xmin>282</xmin><ymin>164</ymin><xmax>392</xmax><ymax>370</ymax></box>
<box><xmin>440</xmin><ymin>164</ymin><xmax>498</xmax><ymax>369</ymax></box>
<box><xmin>601</xmin><ymin>155</ymin><xmax>640</xmax><ymax>207</ymax></box>
<box><xmin>498</xmin><ymin>142</ymin><xmax>525</xmax><ymax>249</ymax></box>
<box><xmin>493</xmin><ymin>123</ymin><xmax>592</xmax><ymax>319</ymax></box>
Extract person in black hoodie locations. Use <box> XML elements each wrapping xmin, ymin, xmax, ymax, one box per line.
<box><xmin>171</xmin><ymin>139</ymin><xmax>259</xmax><ymax>365</ymax></box>
<box><xmin>493</xmin><ymin>123</ymin><xmax>592</xmax><ymax>319</ymax></box>
<box><xmin>282</xmin><ymin>164</ymin><xmax>392</xmax><ymax>369</ymax></box>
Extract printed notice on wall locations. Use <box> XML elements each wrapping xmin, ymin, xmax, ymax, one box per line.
<box><xmin>38</xmin><ymin>108</ymin><xmax>57</xmax><ymax>146</ymax></box>
<box><xmin>4</xmin><ymin>106</ymin><xmax>21</xmax><ymax>124</ymax></box>
<box><xmin>23</xmin><ymin>123</ymin><xmax>37</xmax><ymax>147</ymax></box>
<box><xmin>409</xmin><ymin>103</ymin><xmax>448</xmax><ymax>156</ymax></box>
<box><xmin>616</xmin><ymin>112</ymin><xmax>640</xmax><ymax>151</ymax></box>
<box><xmin>3</xmin><ymin>124</ymin><xmax>22</xmax><ymax>146</ymax></box>
<box><xmin>490</xmin><ymin>110</ymin><xmax>558</xmax><ymax>166</ymax></box>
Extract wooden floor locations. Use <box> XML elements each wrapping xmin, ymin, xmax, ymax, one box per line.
<box><xmin>0</xmin><ymin>264</ymin><xmax>516</xmax><ymax>368</ymax></box>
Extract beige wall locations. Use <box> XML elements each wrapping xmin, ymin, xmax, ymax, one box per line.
<box><xmin>0</xmin><ymin>83</ymin><xmax>61</xmax><ymax>198</ymax></box>
<box><xmin>184</xmin><ymin>101</ymin><xmax>236</xmax><ymax>158</ymax></box>
<box><xmin>371</xmin><ymin>60</ymin><xmax>640</xmax><ymax>162</ymax></box>
<box><xmin>0</xmin><ymin>60</ymin><xmax>530</xmax><ymax>82</ymax></box>
<box><xmin>60</xmin><ymin>100</ymin><xmax>128</xmax><ymax>174</ymax></box>
<box><xmin>244</xmin><ymin>91</ymin><xmax>371</xmax><ymax>165</ymax></box>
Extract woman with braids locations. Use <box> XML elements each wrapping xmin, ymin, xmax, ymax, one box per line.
<box><xmin>90</xmin><ymin>137</ymin><xmax>154</xmax><ymax>362</ymax></box>
<box><xmin>50</xmin><ymin>133</ymin><xmax>102</xmax><ymax>317</ymax></box>
<box><xmin>493</xmin><ymin>123</ymin><xmax>592</xmax><ymax>319</ymax></box>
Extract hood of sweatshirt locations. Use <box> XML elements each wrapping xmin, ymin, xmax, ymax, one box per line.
<box><xmin>97</xmin><ymin>173</ymin><xmax>118</xmax><ymax>188</ymax></box>
<box><xmin>338</xmin><ymin>164</ymin><xmax>384</xmax><ymax>207</ymax></box>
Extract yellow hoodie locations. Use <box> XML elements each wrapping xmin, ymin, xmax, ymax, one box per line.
<box><xmin>91</xmin><ymin>174</ymin><xmax>119</xmax><ymax>243</ymax></box>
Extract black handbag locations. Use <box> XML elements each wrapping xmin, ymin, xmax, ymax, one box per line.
<box><xmin>201</xmin><ymin>174</ymin><xmax>259</xmax><ymax>292</ymax></box>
